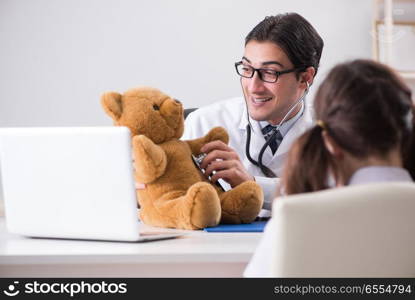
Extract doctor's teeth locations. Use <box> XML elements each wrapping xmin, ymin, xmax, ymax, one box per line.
<box><xmin>254</xmin><ymin>98</ymin><xmax>271</xmax><ymax>103</ymax></box>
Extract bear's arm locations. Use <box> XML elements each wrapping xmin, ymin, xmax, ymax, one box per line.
<box><xmin>185</xmin><ymin>126</ymin><xmax>229</xmax><ymax>155</ymax></box>
<box><xmin>132</xmin><ymin>135</ymin><xmax>167</xmax><ymax>183</ymax></box>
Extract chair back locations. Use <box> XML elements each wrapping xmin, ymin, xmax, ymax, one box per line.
<box><xmin>271</xmin><ymin>182</ymin><xmax>415</xmax><ymax>277</ymax></box>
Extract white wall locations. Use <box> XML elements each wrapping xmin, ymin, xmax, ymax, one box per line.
<box><xmin>0</xmin><ymin>0</ymin><xmax>373</xmax><ymax>210</ymax></box>
<box><xmin>0</xmin><ymin>0</ymin><xmax>373</xmax><ymax>127</ymax></box>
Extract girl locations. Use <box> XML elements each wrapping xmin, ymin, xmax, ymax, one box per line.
<box><xmin>282</xmin><ymin>59</ymin><xmax>414</xmax><ymax>194</ymax></box>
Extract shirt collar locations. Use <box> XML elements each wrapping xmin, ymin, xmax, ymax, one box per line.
<box><xmin>348</xmin><ymin>166</ymin><xmax>413</xmax><ymax>186</ymax></box>
<box><xmin>258</xmin><ymin>102</ymin><xmax>305</xmax><ymax>138</ymax></box>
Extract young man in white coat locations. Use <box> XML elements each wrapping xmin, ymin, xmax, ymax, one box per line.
<box><xmin>182</xmin><ymin>13</ymin><xmax>324</xmax><ymax>213</ymax></box>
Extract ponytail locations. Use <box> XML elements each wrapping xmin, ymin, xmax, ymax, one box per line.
<box><xmin>282</xmin><ymin>125</ymin><xmax>332</xmax><ymax>195</ymax></box>
<box><xmin>281</xmin><ymin>60</ymin><xmax>415</xmax><ymax>192</ymax></box>
<box><xmin>403</xmin><ymin>105</ymin><xmax>415</xmax><ymax>180</ymax></box>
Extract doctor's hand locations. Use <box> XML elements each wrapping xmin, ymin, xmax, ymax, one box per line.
<box><xmin>200</xmin><ymin>140</ymin><xmax>254</xmax><ymax>188</ymax></box>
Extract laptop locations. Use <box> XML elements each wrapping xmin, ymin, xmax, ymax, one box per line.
<box><xmin>0</xmin><ymin>126</ymin><xmax>184</xmax><ymax>242</ymax></box>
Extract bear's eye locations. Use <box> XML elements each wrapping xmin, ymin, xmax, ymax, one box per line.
<box><xmin>153</xmin><ymin>104</ymin><xmax>160</xmax><ymax>111</ymax></box>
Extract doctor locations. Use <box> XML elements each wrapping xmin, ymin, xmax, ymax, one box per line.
<box><xmin>182</xmin><ymin>13</ymin><xmax>324</xmax><ymax>211</ymax></box>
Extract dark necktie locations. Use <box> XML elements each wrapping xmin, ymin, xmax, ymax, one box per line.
<box><xmin>261</xmin><ymin>125</ymin><xmax>283</xmax><ymax>155</ymax></box>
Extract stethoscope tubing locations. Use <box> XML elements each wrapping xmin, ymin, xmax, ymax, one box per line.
<box><xmin>244</xmin><ymin>83</ymin><xmax>310</xmax><ymax>178</ymax></box>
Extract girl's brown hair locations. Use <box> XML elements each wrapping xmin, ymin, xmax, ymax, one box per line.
<box><xmin>282</xmin><ymin>59</ymin><xmax>414</xmax><ymax>195</ymax></box>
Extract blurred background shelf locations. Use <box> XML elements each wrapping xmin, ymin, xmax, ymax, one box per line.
<box><xmin>372</xmin><ymin>0</ymin><xmax>415</xmax><ymax>94</ymax></box>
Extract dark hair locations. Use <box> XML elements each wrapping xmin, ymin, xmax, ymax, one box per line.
<box><xmin>245</xmin><ymin>13</ymin><xmax>324</xmax><ymax>77</ymax></box>
<box><xmin>282</xmin><ymin>59</ymin><xmax>415</xmax><ymax>194</ymax></box>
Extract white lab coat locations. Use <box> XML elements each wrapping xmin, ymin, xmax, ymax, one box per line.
<box><xmin>182</xmin><ymin>96</ymin><xmax>314</xmax><ymax>210</ymax></box>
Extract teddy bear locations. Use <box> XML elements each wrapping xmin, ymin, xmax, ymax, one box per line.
<box><xmin>101</xmin><ymin>86</ymin><xmax>263</xmax><ymax>230</ymax></box>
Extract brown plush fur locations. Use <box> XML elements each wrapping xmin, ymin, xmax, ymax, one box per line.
<box><xmin>101</xmin><ymin>86</ymin><xmax>263</xmax><ymax>230</ymax></box>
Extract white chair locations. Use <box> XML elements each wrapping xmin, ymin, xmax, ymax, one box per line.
<box><xmin>270</xmin><ymin>182</ymin><xmax>415</xmax><ymax>277</ymax></box>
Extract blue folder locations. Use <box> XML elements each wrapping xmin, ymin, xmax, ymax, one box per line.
<box><xmin>203</xmin><ymin>221</ymin><xmax>267</xmax><ymax>232</ymax></box>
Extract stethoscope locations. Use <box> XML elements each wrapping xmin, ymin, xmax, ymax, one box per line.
<box><xmin>242</xmin><ymin>81</ymin><xmax>310</xmax><ymax>178</ymax></box>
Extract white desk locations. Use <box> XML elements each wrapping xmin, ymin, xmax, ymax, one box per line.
<box><xmin>0</xmin><ymin>218</ymin><xmax>262</xmax><ymax>277</ymax></box>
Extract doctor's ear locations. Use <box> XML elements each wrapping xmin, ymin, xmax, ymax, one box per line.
<box><xmin>300</xmin><ymin>66</ymin><xmax>315</xmax><ymax>87</ymax></box>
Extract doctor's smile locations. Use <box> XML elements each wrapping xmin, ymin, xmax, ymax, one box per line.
<box><xmin>251</xmin><ymin>96</ymin><xmax>273</xmax><ymax>104</ymax></box>
<box><xmin>251</xmin><ymin>96</ymin><xmax>273</xmax><ymax>103</ymax></box>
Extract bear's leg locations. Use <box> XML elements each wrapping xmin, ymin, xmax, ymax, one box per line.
<box><xmin>140</xmin><ymin>182</ymin><xmax>221</xmax><ymax>230</ymax></box>
<box><xmin>218</xmin><ymin>181</ymin><xmax>263</xmax><ymax>224</ymax></box>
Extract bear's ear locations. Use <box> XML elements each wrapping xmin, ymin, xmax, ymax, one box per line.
<box><xmin>101</xmin><ymin>92</ymin><xmax>123</xmax><ymax>121</ymax></box>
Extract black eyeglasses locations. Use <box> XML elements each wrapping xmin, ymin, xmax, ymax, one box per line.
<box><xmin>235</xmin><ymin>61</ymin><xmax>302</xmax><ymax>83</ymax></box>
